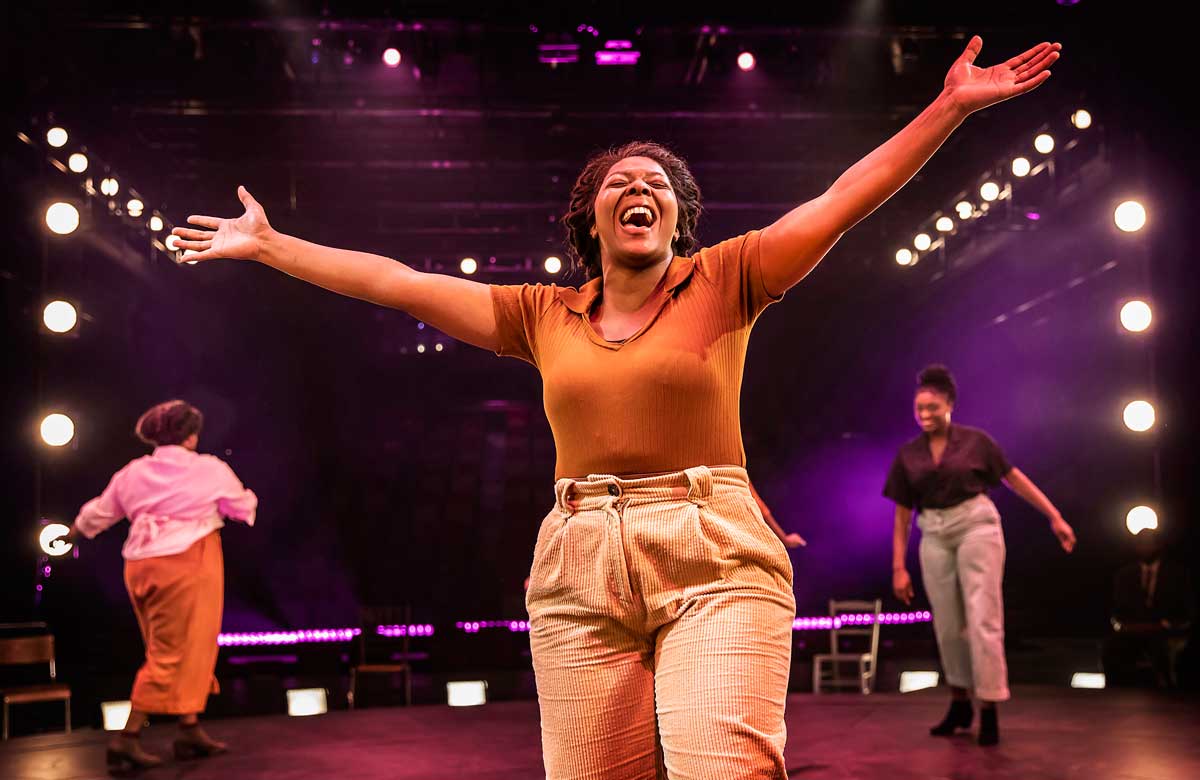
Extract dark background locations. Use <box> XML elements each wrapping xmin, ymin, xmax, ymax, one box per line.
<box><xmin>3</xmin><ymin>0</ymin><xmax>1196</xmax><ymax>719</ymax></box>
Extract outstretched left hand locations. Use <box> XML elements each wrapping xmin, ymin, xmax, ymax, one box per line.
<box><xmin>1051</xmin><ymin>516</ymin><xmax>1076</xmax><ymax>554</ymax></box>
<box><xmin>944</xmin><ymin>36</ymin><xmax>1060</xmax><ymax>116</ymax></box>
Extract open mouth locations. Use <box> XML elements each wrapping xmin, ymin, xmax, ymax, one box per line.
<box><xmin>618</xmin><ymin>204</ymin><xmax>656</xmax><ymax>234</ymax></box>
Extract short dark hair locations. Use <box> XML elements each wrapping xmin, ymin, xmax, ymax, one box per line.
<box><xmin>561</xmin><ymin>140</ymin><xmax>703</xmax><ymax>280</ymax></box>
<box><xmin>135</xmin><ymin>399</ymin><xmax>203</xmax><ymax>446</ymax></box>
<box><xmin>917</xmin><ymin>364</ymin><xmax>957</xmax><ymax>405</ymax></box>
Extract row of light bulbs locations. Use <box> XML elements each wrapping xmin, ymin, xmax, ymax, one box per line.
<box><xmin>458</xmin><ymin>255</ymin><xmax>563</xmax><ymax>276</ymax></box>
<box><xmin>894</xmin><ymin>111</ymin><xmax>1113</xmax><ymax>268</ymax></box>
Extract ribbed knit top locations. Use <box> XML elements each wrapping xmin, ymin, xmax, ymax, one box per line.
<box><xmin>490</xmin><ymin>230</ymin><xmax>781</xmax><ymax>479</ymax></box>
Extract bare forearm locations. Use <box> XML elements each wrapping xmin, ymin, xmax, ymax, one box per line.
<box><xmin>827</xmin><ymin>90</ymin><xmax>967</xmax><ymax>231</ymax></box>
<box><xmin>1004</xmin><ymin>468</ymin><xmax>1061</xmax><ymax>521</ymax></box>
<box><xmin>761</xmin><ymin>511</ymin><xmax>788</xmax><ymax>542</ymax></box>
<box><xmin>257</xmin><ymin>229</ymin><xmax>499</xmax><ymax>350</ymax></box>
<box><xmin>892</xmin><ymin>507</ymin><xmax>914</xmax><ymax>570</ymax></box>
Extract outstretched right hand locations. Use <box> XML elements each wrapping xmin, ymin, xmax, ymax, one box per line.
<box><xmin>893</xmin><ymin>568</ymin><xmax>915</xmax><ymax>605</ymax></box>
<box><xmin>171</xmin><ymin>186</ymin><xmax>272</xmax><ymax>263</ymax></box>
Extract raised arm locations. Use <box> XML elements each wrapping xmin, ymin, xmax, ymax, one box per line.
<box><xmin>70</xmin><ymin>473</ymin><xmax>126</xmax><ymax>541</ymax></box>
<box><xmin>172</xmin><ymin>187</ymin><xmax>500</xmax><ymax>352</ymax></box>
<box><xmin>759</xmin><ymin>36</ymin><xmax>1060</xmax><ymax>295</ymax></box>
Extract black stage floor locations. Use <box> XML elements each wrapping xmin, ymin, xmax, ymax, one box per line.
<box><xmin>3</xmin><ymin>686</ymin><xmax>1197</xmax><ymax>779</ymax></box>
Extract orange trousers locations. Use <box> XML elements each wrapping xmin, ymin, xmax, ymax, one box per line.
<box><xmin>527</xmin><ymin>466</ymin><xmax>796</xmax><ymax>780</ymax></box>
<box><xmin>123</xmin><ymin>531</ymin><xmax>223</xmax><ymax>715</ymax></box>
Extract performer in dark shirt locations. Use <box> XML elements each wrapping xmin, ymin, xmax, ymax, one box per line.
<box><xmin>884</xmin><ymin>365</ymin><xmax>1075</xmax><ymax>746</ymax></box>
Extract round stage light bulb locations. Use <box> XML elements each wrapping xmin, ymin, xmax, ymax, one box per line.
<box><xmin>100</xmin><ymin>177</ymin><xmax>119</xmax><ymax>197</ymax></box>
<box><xmin>149</xmin><ymin>215</ymin><xmax>164</xmax><ymax>232</ymax></box>
<box><xmin>43</xmin><ymin>300</ymin><xmax>78</xmax><ymax>333</ymax></box>
<box><xmin>68</xmin><ymin>153</ymin><xmax>88</xmax><ymax>173</ymax></box>
<box><xmin>1011</xmin><ymin>157</ymin><xmax>1031</xmax><ymax>177</ymax></box>
<box><xmin>544</xmin><ymin>255</ymin><xmax>562</xmax><ymax>274</ymax></box>
<box><xmin>913</xmin><ymin>233</ymin><xmax>932</xmax><ymax>251</ymax></box>
<box><xmin>1071</xmin><ymin>109</ymin><xmax>1092</xmax><ymax>130</ymax></box>
<box><xmin>895</xmin><ymin>248</ymin><xmax>913</xmax><ymax>266</ymax></box>
<box><xmin>39</xmin><ymin>523</ymin><xmax>73</xmax><ymax>557</ymax></box>
<box><xmin>1123</xmin><ymin>400</ymin><xmax>1155</xmax><ymax>432</ymax></box>
<box><xmin>164</xmin><ymin>234</ymin><xmax>181</xmax><ymax>251</ymax></box>
<box><xmin>980</xmin><ymin>181</ymin><xmax>1000</xmax><ymax>202</ymax></box>
<box><xmin>40</xmin><ymin>413</ymin><xmax>75</xmax><ymax>447</ymax></box>
<box><xmin>737</xmin><ymin>52</ymin><xmax>756</xmax><ymax>71</ymax></box>
<box><xmin>46</xmin><ymin>127</ymin><xmax>68</xmax><ymax>148</ymax></box>
<box><xmin>1119</xmin><ymin>300</ymin><xmax>1152</xmax><ymax>332</ymax></box>
<box><xmin>1114</xmin><ymin>200</ymin><xmax>1146</xmax><ymax>233</ymax></box>
<box><xmin>1125</xmin><ymin>505</ymin><xmax>1158</xmax><ymax>535</ymax></box>
<box><xmin>435</xmin><ymin>343</ymin><xmax>444</xmax><ymax>352</ymax></box>
<box><xmin>935</xmin><ymin>216</ymin><xmax>954</xmax><ymax>233</ymax></box>
<box><xmin>45</xmin><ymin>202</ymin><xmax>80</xmax><ymax>235</ymax></box>
<box><xmin>460</xmin><ymin>257</ymin><xmax>478</xmax><ymax>275</ymax></box>
<box><xmin>182</xmin><ymin>249</ymin><xmax>199</xmax><ymax>265</ymax></box>
<box><xmin>1034</xmin><ymin>133</ymin><xmax>1055</xmax><ymax>154</ymax></box>
<box><xmin>416</xmin><ymin>344</ymin><xmax>426</xmax><ymax>354</ymax></box>
<box><xmin>382</xmin><ymin>48</ymin><xmax>402</xmax><ymax>67</ymax></box>
<box><xmin>126</xmin><ymin>198</ymin><xmax>144</xmax><ymax>217</ymax></box>
<box><xmin>955</xmin><ymin>201</ymin><xmax>973</xmax><ymax>219</ymax></box>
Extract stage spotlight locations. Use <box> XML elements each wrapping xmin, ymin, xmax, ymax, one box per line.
<box><xmin>1119</xmin><ymin>300</ymin><xmax>1152</xmax><ymax>332</ymax></box>
<box><xmin>899</xmin><ymin>671</ymin><xmax>939</xmax><ymax>693</ymax></box>
<box><xmin>1034</xmin><ymin>133</ymin><xmax>1055</xmax><ymax>154</ymax></box>
<box><xmin>43</xmin><ymin>300</ymin><xmax>78</xmax><ymax>334</ymax></box>
<box><xmin>446</xmin><ymin>680</ymin><xmax>487</xmax><ymax>707</ymax></box>
<box><xmin>1011</xmin><ymin>157</ymin><xmax>1031</xmax><ymax>177</ymax></box>
<box><xmin>955</xmin><ymin>201</ymin><xmax>973</xmax><ymax>219</ymax></box>
<box><xmin>417</xmin><ymin>344</ymin><xmax>426</xmax><ymax>354</ymax></box>
<box><xmin>1071</xmin><ymin>109</ymin><xmax>1092</xmax><ymax>130</ymax></box>
<box><xmin>382</xmin><ymin>47</ymin><xmax>402</xmax><ymax>67</ymax></box>
<box><xmin>40</xmin><ymin>413</ymin><xmax>75</xmax><ymax>447</ymax></box>
<box><xmin>435</xmin><ymin>343</ymin><xmax>444</xmax><ymax>352</ymax></box>
<box><xmin>979</xmin><ymin>181</ymin><xmax>1000</xmax><ymax>202</ymax></box>
<box><xmin>67</xmin><ymin>153</ymin><xmax>88</xmax><ymax>173</ymax></box>
<box><xmin>895</xmin><ymin>248</ymin><xmax>913</xmax><ymax>266</ymax></box>
<box><xmin>913</xmin><ymin>233</ymin><xmax>931</xmax><ymax>251</ymax></box>
<box><xmin>935</xmin><ymin>216</ymin><xmax>954</xmax><ymax>233</ymax></box>
<box><xmin>45</xmin><ymin>202</ymin><xmax>80</xmax><ymax>235</ymax></box>
<box><xmin>1123</xmin><ymin>400</ymin><xmax>1155</xmax><ymax>432</ymax></box>
<box><xmin>149</xmin><ymin>215</ymin><xmax>164</xmax><ymax>232</ymax></box>
<box><xmin>544</xmin><ymin>255</ymin><xmax>562</xmax><ymax>274</ymax></box>
<box><xmin>126</xmin><ymin>198</ymin><xmax>144</xmax><ymax>217</ymax></box>
<box><xmin>100</xmin><ymin>177</ymin><xmax>120</xmax><ymax>197</ymax></box>
<box><xmin>460</xmin><ymin>257</ymin><xmax>478</xmax><ymax>275</ymax></box>
<box><xmin>164</xmin><ymin>234</ymin><xmax>181</xmax><ymax>251</ymax></box>
<box><xmin>46</xmin><ymin>127</ymin><xmax>68</xmax><ymax>148</ymax></box>
<box><xmin>737</xmin><ymin>51</ymin><xmax>756</xmax><ymax>71</ymax></box>
<box><xmin>1070</xmin><ymin>672</ymin><xmax>1105</xmax><ymax>689</ymax></box>
<box><xmin>182</xmin><ymin>249</ymin><xmax>199</xmax><ymax>265</ymax></box>
<box><xmin>286</xmin><ymin>688</ymin><xmax>328</xmax><ymax>717</ymax></box>
<box><xmin>101</xmin><ymin>701</ymin><xmax>132</xmax><ymax>731</ymax></box>
<box><xmin>1125</xmin><ymin>505</ymin><xmax>1158</xmax><ymax>535</ymax></box>
<box><xmin>1114</xmin><ymin>200</ymin><xmax>1146</xmax><ymax>233</ymax></box>
<box><xmin>39</xmin><ymin>523</ymin><xmax>73</xmax><ymax>556</ymax></box>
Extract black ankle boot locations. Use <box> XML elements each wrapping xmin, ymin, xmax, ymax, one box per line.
<box><xmin>930</xmin><ymin>698</ymin><xmax>973</xmax><ymax>736</ymax></box>
<box><xmin>978</xmin><ymin>706</ymin><xmax>999</xmax><ymax>746</ymax></box>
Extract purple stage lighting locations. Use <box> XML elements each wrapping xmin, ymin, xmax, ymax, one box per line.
<box><xmin>596</xmin><ymin>51</ymin><xmax>640</xmax><ymax>66</ymax></box>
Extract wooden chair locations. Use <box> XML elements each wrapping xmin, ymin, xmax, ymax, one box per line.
<box><xmin>812</xmin><ymin>598</ymin><xmax>883</xmax><ymax>695</ymax></box>
<box><xmin>347</xmin><ymin>606</ymin><xmax>412</xmax><ymax>709</ymax></box>
<box><xmin>1</xmin><ymin>633</ymin><xmax>71</xmax><ymax>740</ymax></box>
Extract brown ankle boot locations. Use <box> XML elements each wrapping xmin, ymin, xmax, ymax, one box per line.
<box><xmin>107</xmin><ymin>732</ymin><xmax>165</xmax><ymax>772</ymax></box>
<box><xmin>174</xmin><ymin>724</ymin><xmax>228</xmax><ymax>759</ymax></box>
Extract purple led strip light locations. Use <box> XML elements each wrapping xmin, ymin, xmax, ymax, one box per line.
<box><xmin>217</xmin><ymin>624</ymin><xmax>435</xmax><ymax>647</ymax></box>
<box><xmin>792</xmin><ymin>611</ymin><xmax>932</xmax><ymax>630</ymax></box>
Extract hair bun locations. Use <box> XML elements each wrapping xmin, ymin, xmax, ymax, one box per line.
<box><xmin>917</xmin><ymin>364</ymin><xmax>957</xmax><ymax>404</ymax></box>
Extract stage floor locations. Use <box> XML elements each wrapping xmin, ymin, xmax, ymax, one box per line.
<box><xmin>2</xmin><ymin>686</ymin><xmax>1197</xmax><ymax>779</ymax></box>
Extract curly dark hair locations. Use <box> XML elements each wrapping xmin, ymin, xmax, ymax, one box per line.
<box><xmin>135</xmin><ymin>399</ymin><xmax>204</xmax><ymax>447</ymax></box>
<box><xmin>917</xmin><ymin>364</ymin><xmax>958</xmax><ymax>405</ymax></box>
<box><xmin>561</xmin><ymin>140</ymin><xmax>703</xmax><ymax>280</ymax></box>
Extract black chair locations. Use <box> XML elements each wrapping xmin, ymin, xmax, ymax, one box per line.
<box><xmin>1</xmin><ymin>625</ymin><xmax>71</xmax><ymax>740</ymax></box>
<box><xmin>348</xmin><ymin>606</ymin><xmax>413</xmax><ymax>708</ymax></box>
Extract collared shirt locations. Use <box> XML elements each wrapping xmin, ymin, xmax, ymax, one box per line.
<box><xmin>75</xmin><ymin>445</ymin><xmax>257</xmax><ymax>560</ymax></box>
<box><xmin>883</xmin><ymin>423</ymin><xmax>1013</xmax><ymax>511</ymax></box>
<box><xmin>490</xmin><ymin>230</ymin><xmax>781</xmax><ymax>479</ymax></box>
